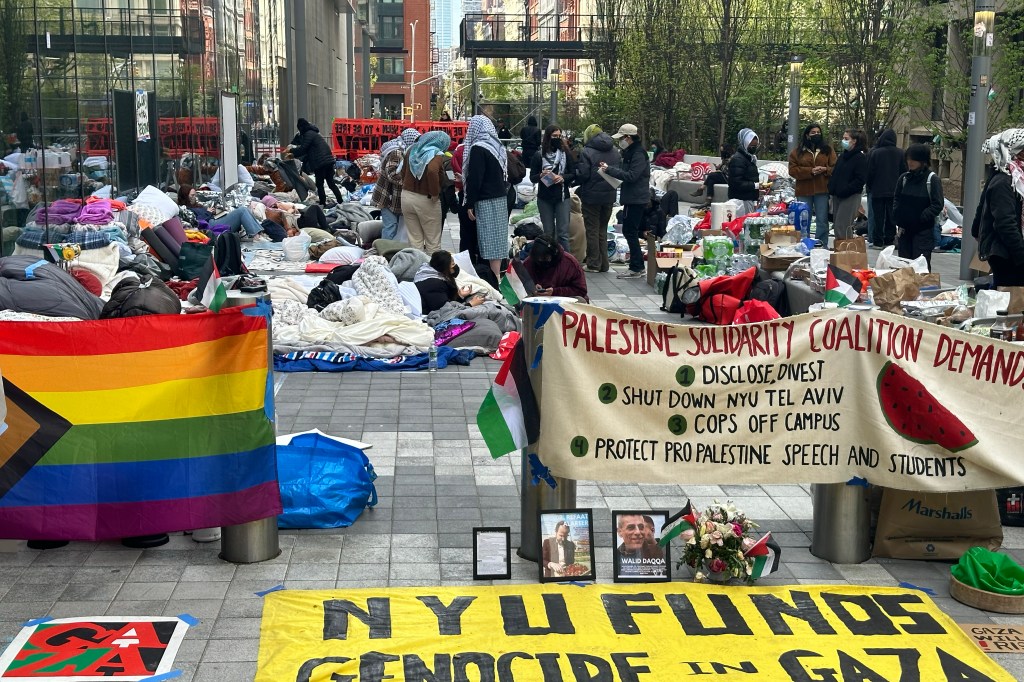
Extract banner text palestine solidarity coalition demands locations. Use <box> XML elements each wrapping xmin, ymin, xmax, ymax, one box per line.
<box><xmin>538</xmin><ymin>305</ymin><xmax>1024</xmax><ymax>491</ymax></box>
<box><xmin>255</xmin><ymin>584</ymin><xmax>1013</xmax><ymax>681</ymax></box>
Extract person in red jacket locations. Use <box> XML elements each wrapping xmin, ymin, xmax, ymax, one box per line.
<box><xmin>523</xmin><ymin>235</ymin><xmax>589</xmax><ymax>301</ymax></box>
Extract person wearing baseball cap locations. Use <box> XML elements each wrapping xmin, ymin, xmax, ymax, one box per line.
<box><xmin>600</xmin><ymin>124</ymin><xmax>650</xmax><ymax>278</ymax></box>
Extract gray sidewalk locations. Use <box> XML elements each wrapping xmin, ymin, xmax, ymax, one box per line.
<box><xmin>2</xmin><ymin>237</ymin><xmax>1017</xmax><ymax>682</ymax></box>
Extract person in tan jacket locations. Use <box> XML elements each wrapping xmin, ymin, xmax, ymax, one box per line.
<box><xmin>788</xmin><ymin>123</ymin><xmax>836</xmax><ymax>243</ymax></box>
<box><xmin>401</xmin><ymin>131</ymin><xmax>451</xmax><ymax>254</ymax></box>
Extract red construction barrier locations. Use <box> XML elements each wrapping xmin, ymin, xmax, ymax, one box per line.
<box><xmin>83</xmin><ymin>117</ymin><xmax>221</xmax><ymax>158</ymax></box>
<box><xmin>331</xmin><ymin>117</ymin><xmax>468</xmax><ymax>160</ymax></box>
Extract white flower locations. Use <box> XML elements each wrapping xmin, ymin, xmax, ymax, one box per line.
<box><xmin>695</xmin><ymin>571</ymin><xmax>705</xmax><ymax>581</ymax></box>
<box><xmin>705</xmin><ymin>549</ymin><xmax>713</xmax><ymax>559</ymax></box>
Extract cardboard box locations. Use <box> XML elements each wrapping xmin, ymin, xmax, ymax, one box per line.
<box><xmin>646</xmin><ymin>235</ymin><xmax>701</xmax><ymax>285</ymax></box>
<box><xmin>759</xmin><ymin>231</ymin><xmax>803</xmax><ymax>271</ymax></box>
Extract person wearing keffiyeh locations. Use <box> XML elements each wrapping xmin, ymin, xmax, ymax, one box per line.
<box><xmin>372</xmin><ymin>136</ymin><xmax>409</xmax><ymax>240</ymax></box>
<box><xmin>401</xmin><ymin>130</ymin><xmax>451</xmax><ymax>254</ymax></box>
<box><xmin>974</xmin><ymin>128</ymin><xmax>1024</xmax><ymax>286</ymax></box>
<box><xmin>461</xmin><ymin>115</ymin><xmax>510</xmax><ymax>279</ymax></box>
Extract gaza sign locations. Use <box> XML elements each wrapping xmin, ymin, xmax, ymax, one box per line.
<box><xmin>537</xmin><ymin>306</ymin><xmax>1021</xmax><ymax>491</ymax></box>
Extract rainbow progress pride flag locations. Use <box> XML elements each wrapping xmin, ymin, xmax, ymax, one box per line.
<box><xmin>0</xmin><ymin>308</ymin><xmax>281</xmax><ymax>541</ymax></box>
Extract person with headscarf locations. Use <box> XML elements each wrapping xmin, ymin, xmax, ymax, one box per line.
<box><xmin>462</xmin><ymin>115</ymin><xmax>510</xmax><ymax>280</ymax></box>
<box><xmin>289</xmin><ymin>118</ymin><xmax>342</xmax><ymax>205</ymax></box>
<box><xmin>519</xmin><ymin>116</ymin><xmax>542</xmax><ymax>167</ymax></box>
<box><xmin>973</xmin><ymin>129</ymin><xmax>1024</xmax><ymax>286</ymax></box>
<box><xmin>828</xmin><ymin>128</ymin><xmax>869</xmax><ymax>243</ymax></box>
<box><xmin>530</xmin><ymin>124</ymin><xmax>577</xmax><ymax>251</ymax></box>
<box><xmin>401</xmin><ymin>130</ymin><xmax>452</xmax><ymax>254</ymax></box>
<box><xmin>372</xmin><ymin>128</ymin><xmax>419</xmax><ymax>240</ymax></box>
<box><xmin>788</xmin><ymin>123</ymin><xmax>836</xmax><ymax>243</ymax></box>
<box><xmin>893</xmin><ymin>144</ymin><xmax>943</xmax><ymax>270</ymax></box>
<box><xmin>728</xmin><ymin>128</ymin><xmax>761</xmax><ymax>214</ymax></box>
<box><xmin>575</xmin><ymin>123</ymin><xmax>621</xmax><ymax>273</ymax></box>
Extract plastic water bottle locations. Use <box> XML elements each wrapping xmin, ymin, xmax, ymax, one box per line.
<box><xmin>428</xmin><ymin>342</ymin><xmax>438</xmax><ymax>372</ymax></box>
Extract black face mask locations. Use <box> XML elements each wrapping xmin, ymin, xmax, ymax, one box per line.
<box><xmin>548</xmin><ymin>139</ymin><xmax>561</xmax><ymax>152</ymax></box>
<box><xmin>747</xmin><ymin>145</ymin><xmax>758</xmax><ymax>154</ymax></box>
<box><xmin>809</xmin><ymin>135</ymin><xmax>822</xmax><ymax>145</ymax></box>
<box><xmin>452</xmin><ymin>264</ymin><xmax>460</xmax><ymax>278</ymax></box>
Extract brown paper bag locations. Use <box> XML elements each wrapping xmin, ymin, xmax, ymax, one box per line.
<box><xmin>997</xmin><ymin>287</ymin><xmax>1024</xmax><ymax>315</ymax></box>
<box><xmin>870</xmin><ymin>267</ymin><xmax>919</xmax><ymax>313</ymax></box>
<box><xmin>830</xmin><ymin>237</ymin><xmax>869</xmax><ymax>272</ymax></box>
<box><xmin>970</xmin><ymin>251</ymin><xmax>991</xmax><ymax>274</ymax></box>
<box><xmin>872</xmin><ymin>488</ymin><xmax>1002</xmax><ymax>559</ymax></box>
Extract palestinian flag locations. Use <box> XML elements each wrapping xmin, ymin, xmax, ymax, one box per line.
<box><xmin>824</xmin><ymin>264</ymin><xmax>862</xmax><ymax>307</ymax></box>
<box><xmin>0</xmin><ymin>377</ymin><xmax>72</xmax><ymax>501</ymax></box>
<box><xmin>476</xmin><ymin>338</ymin><xmax>539</xmax><ymax>458</ymax></box>
<box><xmin>745</xmin><ymin>532</ymin><xmax>782</xmax><ymax>579</ymax></box>
<box><xmin>658</xmin><ymin>500</ymin><xmax>697</xmax><ymax>547</ymax></box>
<box><xmin>499</xmin><ymin>259</ymin><xmax>534</xmax><ymax>306</ymax></box>
<box><xmin>199</xmin><ymin>256</ymin><xmax>227</xmax><ymax>313</ymax></box>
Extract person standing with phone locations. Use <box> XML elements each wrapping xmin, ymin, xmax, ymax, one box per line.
<box><xmin>599</xmin><ymin>123</ymin><xmax>650</xmax><ymax>279</ymax></box>
<box><xmin>530</xmin><ymin>125</ymin><xmax>576</xmax><ymax>251</ymax></box>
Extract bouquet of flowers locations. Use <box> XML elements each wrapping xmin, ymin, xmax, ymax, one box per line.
<box><xmin>667</xmin><ymin>500</ymin><xmax>770</xmax><ymax>583</ymax></box>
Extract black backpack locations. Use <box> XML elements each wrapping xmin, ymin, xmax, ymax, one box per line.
<box><xmin>507</xmin><ymin>151</ymin><xmax>527</xmax><ymax>185</ymax></box>
<box><xmin>746</xmin><ymin>278</ymin><xmax>789</xmax><ymax>317</ymax></box>
<box><xmin>661</xmin><ymin>264</ymin><xmax>699</xmax><ymax>315</ymax></box>
<box><xmin>214</xmin><ymin>231</ymin><xmax>247</xmax><ymax>276</ymax></box>
<box><xmin>645</xmin><ymin>189</ymin><xmax>668</xmax><ymax>237</ymax></box>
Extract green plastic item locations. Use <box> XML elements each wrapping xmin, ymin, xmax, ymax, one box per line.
<box><xmin>510</xmin><ymin>200</ymin><xmax>538</xmax><ymax>224</ymax></box>
<box><xmin>951</xmin><ymin>546</ymin><xmax>1024</xmax><ymax>595</ymax></box>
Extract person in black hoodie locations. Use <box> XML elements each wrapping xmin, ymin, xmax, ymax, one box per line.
<box><xmin>973</xmin><ymin>129</ymin><xmax>1024</xmax><ymax>286</ymax></box>
<box><xmin>728</xmin><ymin>128</ymin><xmax>761</xmax><ymax>214</ymax></box>
<box><xmin>893</xmin><ymin>144</ymin><xmax>943</xmax><ymax>270</ymax></box>
<box><xmin>290</xmin><ymin>118</ymin><xmax>342</xmax><ymax>205</ymax></box>
<box><xmin>575</xmin><ymin>124</ymin><xmax>621</xmax><ymax>272</ymax></box>
<box><xmin>866</xmin><ymin>129</ymin><xmax>906</xmax><ymax>247</ymax></box>
<box><xmin>828</xmin><ymin>128</ymin><xmax>868</xmax><ymax>243</ymax></box>
<box><xmin>530</xmin><ymin>124</ymin><xmax>576</xmax><ymax>251</ymax></box>
<box><xmin>600</xmin><ymin>123</ymin><xmax>651</xmax><ymax>279</ymax></box>
<box><xmin>519</xmin><ymin>116</ymin><xmax>542</xmax><ymax>168</ymax></box>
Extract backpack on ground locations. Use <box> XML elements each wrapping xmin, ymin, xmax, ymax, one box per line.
<box><xmin>661</xmin><ymin>264</ymin><xmax>699</xmax><ymax>315</ymax></box>
<box><xmin>214</xmin><ymin>231</ymin><xmax>247</xmax><ymax>276</ymax></box>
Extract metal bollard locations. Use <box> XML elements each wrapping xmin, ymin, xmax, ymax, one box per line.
<box><xmin>518</xmin><ymin>297</ymin><xmax>577</xmax><ymax>562</ymax></box>
<box><xmin>810</xmin><ymin>483</ymin><xmax>871</xmax><ymax>564</ymax></box>
<box><xmin>220</xmin><ymin>291</ymin><xmax>281</xmax><ymax>563</ymax></box>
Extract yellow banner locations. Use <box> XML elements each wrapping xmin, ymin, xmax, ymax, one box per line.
<box><xmin>537</xmin><ymin>305</ymin><xmax>1024</xmax><ymax>491</ymax></box>
<box><xmin>256</xmin><ymin>584</ymin><xmax>1011</xmax><ymax>681</ymax></box>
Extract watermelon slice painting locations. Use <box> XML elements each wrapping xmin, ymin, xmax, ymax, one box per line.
<box><xmin>876</xmin><ymin>361</ymin><xmax>978</xmax><ymax>452</ymax></box>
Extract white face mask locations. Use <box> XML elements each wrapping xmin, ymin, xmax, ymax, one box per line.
<box><xmin>618</xmin><ymin>138</ymin><xmax>631</xmax><ymax>150</ymax></box>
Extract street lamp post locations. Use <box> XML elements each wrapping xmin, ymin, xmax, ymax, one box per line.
<box><xmin>409</xmin><ymin>19</ymin><xmax>419</xmax><ymax>122</ymax></box>
<box><xmin>788</xmin><ymin>55</ymin><xmax>804</xmax><ymax>153</ymax></box>
<box><xmin>960</xmin><ymin>0</ymin><xmax>996</xmax><ymax>280</ymax></box>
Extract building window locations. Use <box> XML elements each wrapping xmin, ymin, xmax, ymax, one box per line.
<box><xmin>379</xmin><ymin>57</ymin><xmax>405</xmax><ymax>82</ymax></box>
<box><xmin>380</xmin><ymin>16</ymin><xmax>403</xmax><ymax>42</ymax></box>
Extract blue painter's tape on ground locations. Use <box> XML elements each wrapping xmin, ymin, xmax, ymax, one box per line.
<box><xmin>255</xmin><ymin>584</ymin><xmax>285</xmax><ymax>597</ymax></box>
<box><xmin>21</xmin><ymin>616</ymin><xmax>52</xmax><ymax>627</ymax></box>
<box><xmin>177</xmin><ymin>613</ymin><xmax>200</xmax><ymax>627</ymax></box>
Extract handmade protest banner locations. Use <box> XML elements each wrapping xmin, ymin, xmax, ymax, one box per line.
<box><xmin>0</xmin><ymin>617</ymin><xmax>188</xmax><ymax>680</ymax></box>
<box><xmin>538</xmin><ymin>305</ymin><xmax>1024</xmax><ymax>491</ymax></box>
<box><xmin>256</xmin><ymin>584</ymin><xmax>1013</xmax><ymax>681</ymax></box>
<box><xmin>0</xmin><ymin>308</ymin><xmax>280</xmax><ymax>541</ymax></box>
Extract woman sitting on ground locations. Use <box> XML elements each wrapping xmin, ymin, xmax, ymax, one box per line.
<box><xmin>176</xmin><ymin>184</ymin><xmax>272</xmax><ymax>242</ymax></box>
<box><xmin>414</xmin><ymin>250</ymin><xmax>487</xmax><ymax>315</ymax></box>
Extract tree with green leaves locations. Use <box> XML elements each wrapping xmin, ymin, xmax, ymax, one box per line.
<box><xmin>0</xmin><ymin>0</ymin><xmax>29</xmax><ymax>132</ymax></box>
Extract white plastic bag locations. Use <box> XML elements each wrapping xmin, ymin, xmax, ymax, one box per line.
<box><xmin>875</xmin><ymin>245</ymin><xmax>929</xmax><ymax>274</ymax></box>
<box><xmin>810</xmin><ymin>248</ymin><xmax>832</xmax><ymax>276</ymax></box>
<box><xmin>975</xmin><ymin>290</ymin><xmax>1012</xmax><ymax>319</ymax></box>
<box><xmin>282</xmin><ymin>232</ymin><xmax>312</xmax><ymax>261</ymax></box>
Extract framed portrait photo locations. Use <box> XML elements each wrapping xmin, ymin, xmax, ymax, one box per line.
<box><xmin>537</xmin><ymin>508</ymin><xmax>595</xmax><ymax>583</ymax></box>
<box><xmin>612</xmin><ymin>510</ymin><xmax>671</xmax><ymax>583</ymax></box>
<box><xmin>472</xmin><ymin>527</ymin><xmax>512</xmax><ymax>580</ymax></box>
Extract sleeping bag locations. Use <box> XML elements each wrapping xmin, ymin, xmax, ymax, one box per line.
<box><xmin>100</xmin><ymin>275</ymin><xmax>181</xmax><ymax>318</ymax></box>
<box><xmin>0</xmin><ymin>256</ymin><xmax>104</xmax><ymax>319</ymax></box>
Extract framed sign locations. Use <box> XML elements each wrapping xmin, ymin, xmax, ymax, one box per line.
<box><xmin>612</xmin><ymin>510</ymin><xmax>671</xmax><ymax>583</ymax></box>
<box><xmin>538</xmin><ymin>508</ymin><xmax>595</xmax><ymax>583</ymax></box>
<box><xmin>473</xmin><ymin>527</ymin><xmax>511</xmax><ymax>580</ymax></box>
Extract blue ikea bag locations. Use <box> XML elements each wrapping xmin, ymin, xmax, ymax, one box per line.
<box><xmin>277</xmin><ymin>431</ymin><xmax>378</xmax><ymax>529</ymax></box>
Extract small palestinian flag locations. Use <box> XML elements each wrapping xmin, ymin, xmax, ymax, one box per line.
<box><xmin>658</xmin><ymin>500</ymin><xmax>698</xmax><ymax>548</ymax></box>
<box><xmin>198</xmin><ymin>255</ymin><xmax>227</xmax><ymax>313</ymax></box>
<box><xmin>745</xmin><ymin>532</ymin><xmax>781</xmax><ymax>579</ymax></box>
<box><xmin>824</xmin><ymin>264</ymin><xmax>862</xmax><ymax>307</ymax></box>
<box><xmin>499</xmin><ymin>259</ymin><xmax>535</xmax><ymax>306</ymax></box>
<box><xmin>476</xmin><ymin>338</ymin><xmax>539</xmax><ymax>458</ymax></box>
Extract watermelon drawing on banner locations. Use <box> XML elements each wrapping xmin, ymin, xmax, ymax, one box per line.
<box><xmin>689</xmin><ymin>162</ymin><xmax>711</xmax><ymax>182</ymax></box>
<box><xmin>876</xmin><ymin>361</ymin><xmax>977</xmax><ymax>452</ymax></box>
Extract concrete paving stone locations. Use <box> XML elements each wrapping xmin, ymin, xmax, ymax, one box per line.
<box><xmin>284</xmin><ymin>580</ymin><xmax>337</xmax><ymax>590</ymax></box>
<box><xmin>762</xmin><ymin>485</ymin><xmax>812</xmax><ymax>498</ymax></box>
<box><xmin>290</xmin><ymin>548</ymin><xmax>342</xmax><ymax>564</ymax></box>
<box><xmin>105</xmin><ymin>600</ymin><xmax>170</xmax><ymax>616</ymax></box>
<box><xmin>345</xmin><ymin>520</ymin><xmax>393</xmax><ymax>534</ymax></box>
<box><xmin>135</xmin><ymin>549</ymin><xmax>193</xmax><ymax>566</ymax></box>
<box><xmin>116</xmin><ymin>581</ymin><xmax>177</xmax><ymax>601</ymax></box>
<box><xmin>390</xmin><ymin>578</ymin><xmax>441</xmax><ymax>587</ymax></box>
<box><xmin>338</xmin><ymin>564</ymin><xmax>391</xmax><ymax>581</ymax></box>
<box><xmin>60</xmin><ymin>582</ymin><xmax>123</xmax><ymax>601</ymax></box>
<box><xmin>201</xmin><ymin>638</ymin><xmax>260</xmax><ymax>663</ymax></box>
<box><xmin>680</xmin><ymin>485</ymin><xmax>727</xmax><ymax>499</ymax></box>
<box><xmin>180</xmin><ymin>564</ymin><xmax>237</xmax><ymax>582</ymax></box>
<box><xmin>3</xmin><ymin>582</ymin><xmax>65</xmax><ymax>603</ymax></box>
<box><xmin>396</xmin><ymin>520</ymin><xmax>439</xmax><ymax>534</ymax></box>
<box><xmin>231</xmin><ymin>564</ymin><xmax>288</xmax><ymax>583</ymax></box>
<box><xmin>285</xmin><ymin>564</ymin><xmax>338</xmax><ymax>581</ymax></box>
<box><xmin>225</xmin><ymin>580</ymin><xmax>281</xmax><ymax>600</ymax></box>
<box><xmin>787</xmin><ymin>563</ymin><xmax>844</xmax><ymax>580</ymax></box>
<box><xmin>834</xmin><ymin>563</ymin><xmax>900</xmax><ymax>584</ymax></box>
<box><xmin>170</xmin><ymin>581</ymin><xmax>230</xmax><ymax>601</ymax></box>
<box><xmin>218</xmin><ymin>599</ymin><xmax>264</xmax><ymax>618</ymax></box>
<box><xmin>643</xmin><ymin>496</ymin><xmax>687</xmax><ymax>509</ymax></box>
<box><xmin>575</xmin><ymin>496</ymin><xmax>610</xmax><ymax>509</ymax></box>
<box><xmin>49</xmin><ymin>601</ymin><xmax>114</xmax><ymax>618</ymax></box>
<box><xmin>438</xmin><ymin>534</ymin><xmax>474</xmax><ymax>549</ymax></box>
<box><xmin>335</xmin><ymin>579</ymin><xmax>391</xmax><ymax>588</ymax></box>
<box><xmin>15</xmin><ymin>567</ymin><xmax>77</xmax><ymax>584</ymax></box>
<box><xmin>436</xmin><ymin>507</ymin><xmax>482</xmax><ymax>522</ymax></box>
<box><xmin>771</xmin><ymin>532</ymin><xmax>811</xmax><ymax>548</ymax></box>
<box><xmin>82</xmin><ymin>549</ymin><xmax>141</xmax><ymax>567</ymax></box>
<box><xmin>159</xmin><ymin>599</ymin><xmax>225</xmax><ymax>620</ymax></box>
<box><xmin>0</xmin><ymin>602</ymin><xmax>57</xmax><ymax>620</ymax></box>
<box><xmin>124</xmin><ymin>565</ymin><xmax>185</xmax><ymax>583</ymax></box>
<box><xmin>721</xmin><ymin>496</ymin><xmax>787</xmax><ymax>519</ymax></box>
<box><xmin>30</xmin><ymin>550</ymin><xmax>95</xmax><ymax>567</ymax></box>
<box><xmin>391</xmin><ymin>546</ymin><xmax>440</xmax><ymax>563</ymax></box>
<box><xmin>210</xmin><ymin>617</ymin><xmax>261</xmax><ymax>640</ymax></box>
<box><xmin>774</xmin><ymin>495</ymin><xmax>816</xmax><ymax>520</ymax></box>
